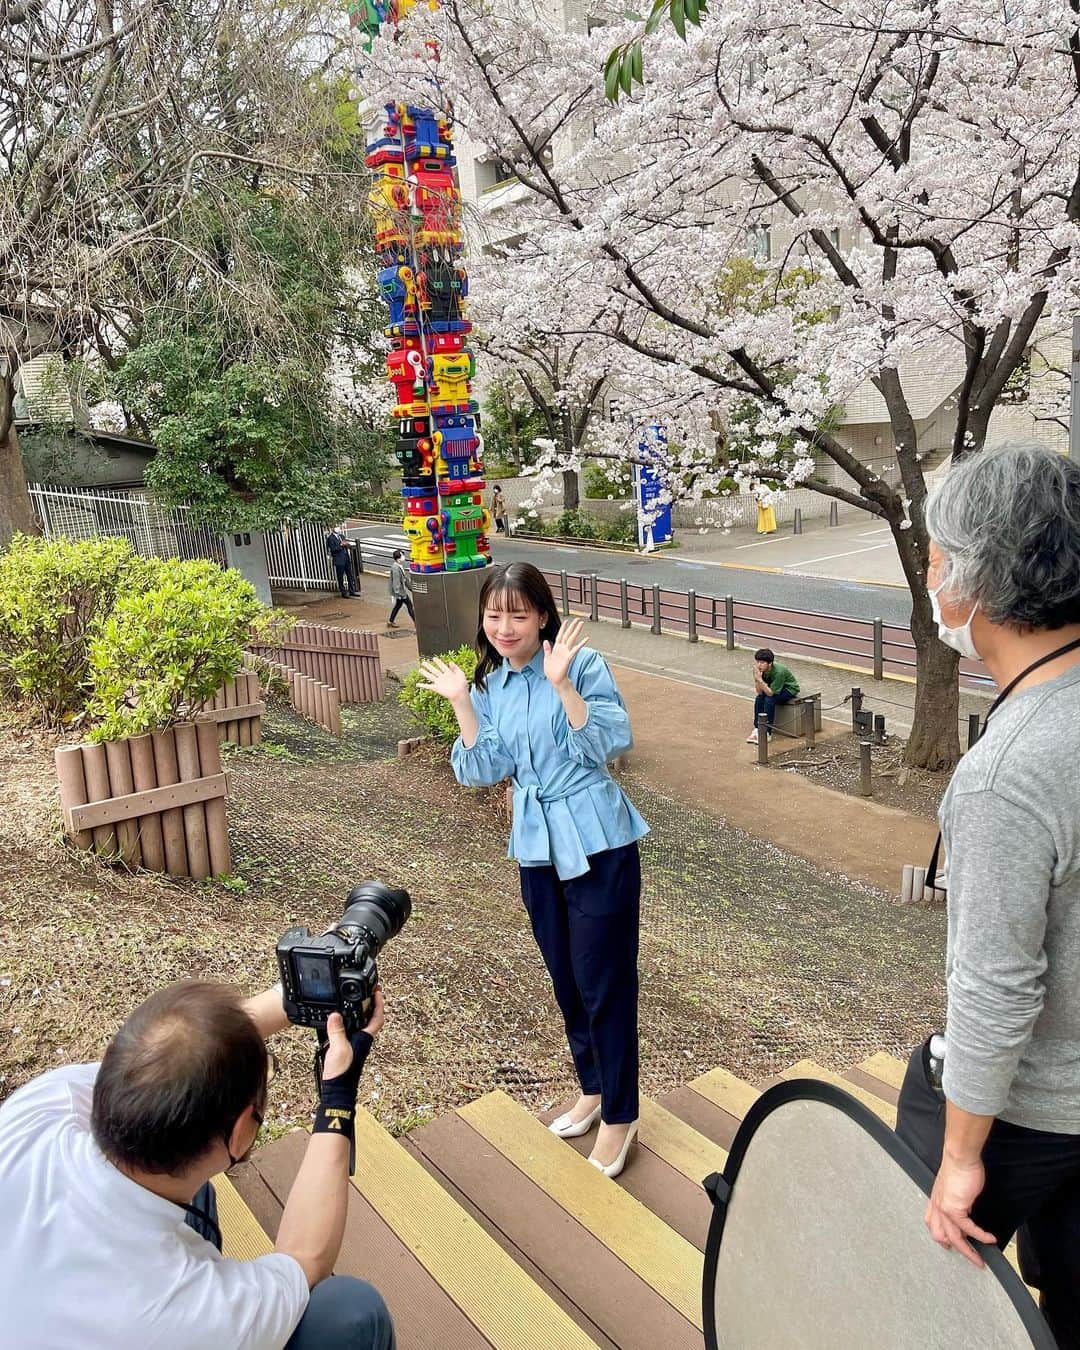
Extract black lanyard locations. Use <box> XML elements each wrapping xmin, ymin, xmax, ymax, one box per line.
<box><xmin>926</xmin><ymin>636</ymin><xmax>1080</xmax><ymax>891</ymax></box>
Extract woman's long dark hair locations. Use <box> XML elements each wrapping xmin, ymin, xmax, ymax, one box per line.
<box><xmin>474</xmin><ymin>563</ymin><xmax>561</xmax><ymax>690</ymax></box>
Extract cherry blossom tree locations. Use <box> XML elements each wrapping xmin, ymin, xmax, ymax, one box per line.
<box><xmin>363</xmin><ymin>0</ymin><xmax>1080</xmax><ymax>769</ymax></box>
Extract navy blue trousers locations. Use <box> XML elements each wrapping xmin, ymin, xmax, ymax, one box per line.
<box><xmin>186</xmin><ymin>1183</ymin><xmax>395</xmax><ymax>1349</ymax></box>
<box><xmin>519</xmin><ymin>841</ymin><xmax>640</xmax><ymax>1124</ymax></box>
<box><xmin>753</xmin><ymin>687</ymin><xmax>794</xmax><ymax>730</ymax></box>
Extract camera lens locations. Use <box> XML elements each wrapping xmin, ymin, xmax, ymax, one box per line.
<box><xmin>339</xmin><ymin>881</ymin><xmax>412</xmax><ymax>953</ymax></box>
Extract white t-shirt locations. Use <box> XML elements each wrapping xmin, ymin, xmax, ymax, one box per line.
<box><xmin>0</xmin><ymin>1063</ymin><xmax>309</xmax><ymax>1349</ymax></box>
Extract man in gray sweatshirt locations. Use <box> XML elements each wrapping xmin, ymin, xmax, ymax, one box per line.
<box><xmin>896</xmin><ymin>444</ymin><xmax>1080</xmax><ymax>1346</ymax></box>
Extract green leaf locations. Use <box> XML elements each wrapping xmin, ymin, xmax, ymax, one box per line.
<box><xmin>670</xmin><ymin>0</ymin><xmax>686</xmax><ymax>39</ymax></box>
<box><xmin>603</xmin><ymin>48</ymin><xmax>623</xmax><ymax>102</ymax></box>
<box><xmin>644</xmin><ymin>0</ymin><xmax>667</xmax><ymax>34</ymax></box>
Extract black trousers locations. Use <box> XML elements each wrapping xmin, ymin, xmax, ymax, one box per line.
<box><xmin>519</xmin><ymin>841</ymin><xmax>640</xmax><ymax>1123</ymax></box>
<box><xmin>896</xmin><ymin>1042</ymin><xmax>1080</xmax><ymax>1347</ymax></box>
<box><xmin>186</xmin><ymin>1183</ymin><xmax>395</xmax><ymax>1348</ymax></box>
<box><xmin>388</xmin><ymin>596</ymin><xmax>414</xmax><ymax>623</ymax></box>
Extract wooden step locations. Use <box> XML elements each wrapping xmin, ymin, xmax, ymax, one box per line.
<box><xmin>536</xmin><ymin>1095</ymin><xmax>725</xmax><ymax>1251</ymax></box>
<box><xmin>408</xmin><ymin>1110</ymin><xmax>693</xmax><ymax>1348</ymax></box>
<box><xmin>686</xmin><ymin>1065</ymin><xmax>761</xmax><ymax>1121</ymax></box>
<box><xmin>213</xmin><ymin>1172</ymin><xmax>274</xmax><ymax>1259</ymax></box>
<box><xmin>777</xmin><ymin>1059</ymin><xmax>898</xmax><ymax>1128</ymax></box>
<box><xmin>233</xmin><ymin>1127</ymin><xmax>575</xmax><ymax>1350</ymax></box>
<box><xmin>459</xmin><ymin>1089</ymin><xmax>704</xmax><ymax>1333</ymax></box>
<box><xmin>351</xmin><ymin>1107</ymin><xmax>600</xmax><ymax>1349</ymax></box>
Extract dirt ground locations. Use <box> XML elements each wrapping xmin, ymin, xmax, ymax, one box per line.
<box><xmin>0</xmin><ymin>691</ymin><xmax>946</xmax><ymax>1141</ymax></box>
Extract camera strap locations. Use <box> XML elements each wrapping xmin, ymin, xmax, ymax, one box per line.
<box><xmin>926</xmin><ymin>635</ymin><xmax>1080</xmax><ymax>891</ymax></box>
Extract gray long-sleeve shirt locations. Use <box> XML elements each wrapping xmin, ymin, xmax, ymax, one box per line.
<box><xmin>940</xmin><ymin>664</ymin><xmax>1080</xmax><ymax>1133</ymax></box>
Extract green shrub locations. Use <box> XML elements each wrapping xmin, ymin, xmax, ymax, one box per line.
<box><xmin>554</xmin><ymin>509</ymin><xmax>600</xmax><ymax>539</ymax></box>
<box><xmin>0</xmin><ymin>534</ymin><xmax>148</xmax><ymax>722</ymax></box>
<box><xmin>86</xmin><ymin>559</ymin><xmax>262</xmax><ymax>742</ymax></box>
<box><xmin>583</xmin><ymin>461</ymin><xmax>632</xmax><ymax>499</ymax></box>
<box><xmin>398</xmin><ymin>645</ymin><xmax>478</xmax><ymax>743</ymax></box>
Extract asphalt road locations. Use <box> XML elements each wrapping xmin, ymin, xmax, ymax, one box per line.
<box><xmin>348</xmin><ymin>523</ymin><xmax>914</xmax><ymax>626</ymax></box>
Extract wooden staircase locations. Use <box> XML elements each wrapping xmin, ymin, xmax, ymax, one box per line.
<box><xmin>227</xmin><ymin>1054</ymin><xmax>908</xmax><ymax>1349</ymax></box>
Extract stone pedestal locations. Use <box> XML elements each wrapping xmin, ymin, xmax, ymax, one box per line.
<box><xmin>410</xmin><ymin>567</ymin><xmax>489</xmax><ymax>658</ymax></box>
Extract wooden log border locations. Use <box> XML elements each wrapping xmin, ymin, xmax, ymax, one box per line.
<box><xmin>196</xmin><ymin>671</ymin><xmax>265</xmax><ymax>746</ymax></box>
<box><xmin>54</xmin><ymin>724</ymin><xmax>232</xmax><ymax>879</ymax></box>
<box><xmin>248</xmin><ymin>622</ymin><xmax>382</xmax><ymax>704</ymax></box>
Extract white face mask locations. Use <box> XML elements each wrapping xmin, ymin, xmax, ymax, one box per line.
<box><xmin>929</xmin><ymin>582</ymin><xmax>980</xmax><ymax>661</ymax></box>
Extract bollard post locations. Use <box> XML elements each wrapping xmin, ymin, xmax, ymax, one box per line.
<box><xmin>620</xmin><ymin>578</ymin><xmax>630</xmax><ymax>629</ymax></box>
<box><xmin>651</xmin><ymin>583</ymin><xmax>662</xmax><ymax>635</ymax></box>
<box><xmin>859</xmin><ymin>740</ymin><xmax>873</xmax><ymax>796</ymax></box>
<box><xmin>873</xmin><ymin>618</ymin><xmax>884</xmax><ymax>681</ymax></box>
<box><xmin>874</xmin><ymin>713</ymin><xmax>886</xmax><ymax>745</ymax></box>
<box><xmin>725</xmin><ymin>594</ymin><xmax>735</xmax><ymax>650</ymax></box>
<box><xmin>590</xmin><ymin>572</ymin><xmax>599</xmax><ymax>623</ymax></box>
<box><xmin>757</xmin><ymin>714</ymin><xmax>770</xmax><ymax>764</ymax></box>
<box><xmin>560</xmin><ymin>570</ymin><xmax>570</xmax><ymax>617</ymax></box>
<box><xmin>687</xmin><ymin>589</ymin><xmax>698</xmax><ymax>642</ymax></box>
<box><xmin>967</xmin><ymin>712</ymin><xmax>982</xmax><ymax>749</ymax></box>
<box><xmin>793</xmin><ymin>507</ymin><xmax>803</xmax><ymax>535</ymax></box>
<box><xmin>850</xmin><ymin>686</ymin><xmax>863</xmax><ymax>733</ymax></box>
<box><xmin>828</xmin><ymin>500</ymin><xmax>839</xmax><ymax>527</ymax></box>
<box><xmin>803</xmin><ymin>701</ymin><xmax>816</xmax><ymax>748</ymax></box>
<box><xmin>900</xmin><ymin>864</ymin><xmax>915</xmax><ymax>904</ymax></box>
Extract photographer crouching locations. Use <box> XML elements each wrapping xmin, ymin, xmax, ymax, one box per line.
<box><xmin>897</xmin><ymin>444</ymin><xmax>1080</xmax><ymax>1347</ymax></box>
<box><xmin>0</xmin><ymin>882</ymin><xmax>409</xmax><ymax>1349</ymax></box>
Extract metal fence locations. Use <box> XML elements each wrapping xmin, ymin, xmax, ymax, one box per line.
<box><xmin>28</xmin><ymin>483</ymin><xmax>225</xmax><ymax>565</ymax></box>
<box><xmin>541</xmin><ymin>568</ymin><xmax>993</xmax><ymax>691</ymax></box>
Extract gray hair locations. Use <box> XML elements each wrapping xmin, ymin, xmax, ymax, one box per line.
<box><xmin>925</xmin><ymin>443</ymin><xmax>1080</xmax><ymax>629</ymax></box>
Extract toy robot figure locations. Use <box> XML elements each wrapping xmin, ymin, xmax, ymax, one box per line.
<box><xmin>429</xmin><ymin>350</ymin><xmax>474</xmax><ymax>408</ymax></box>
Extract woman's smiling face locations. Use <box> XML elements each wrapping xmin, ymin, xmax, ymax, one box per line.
<box><xmin>483</xmin><ymin>588</ymin><xmax>544</xmax><ymax>666</ymax></box>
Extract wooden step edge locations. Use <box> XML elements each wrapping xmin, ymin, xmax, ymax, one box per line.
<box><xmin>779</xmin><ymin>1061</ymin><xmax>898</xmax><ymax>1128</ymax></box>
<box><xmin>639</xmin><ymin>1098</ymin><xmax>728</xmax><ymax>1185</ymax></box>
<box><xmin>212</xmin><ymin>1172</ymin><xmax>275</xmax><ymax>1260</ymax></box>
<box><xmin>458</xmin><ymin>1089</ymin><xmax>704</xmax><ymax>1331</ymax></box>
<box><xmin>351</xmin><ymin>1107</ymin><xmax>601</xmax><ymax>1350</ymax></box>
<box><xmin>857</xmin><ymin>1051</ymin><xmax>908</xmax><ymax>1092</ymax></box>
<box><xmin>686</xmin><ymin>1066</ymin><xmax>760</xmax><ymax>1121</ymax></box>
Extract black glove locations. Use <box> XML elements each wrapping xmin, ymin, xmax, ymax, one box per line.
<box><xmin>312</xmin><ymin>1029</ymin><xmax>373</xmax><ymax>1145</ymax></box>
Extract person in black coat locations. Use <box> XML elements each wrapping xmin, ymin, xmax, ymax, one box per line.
<box><xmin>326</xmin><ymin>526</ymin><xmax>359</xmax><ymax>598</ymax></box>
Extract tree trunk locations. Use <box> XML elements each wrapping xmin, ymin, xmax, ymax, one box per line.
<box><xmin>903</xmin><ymin>589</ymin><xmax>961</xmax><ymax>771</ymax></box>
<box><xmin>0</xmin><ymin>372</ymin><xmax>36</xmax><ymax>548</ymax></box>
<box><xmin>561</xmin><ymin>467</ymin><xmax>579</xmax><ymax>511</ymax></box>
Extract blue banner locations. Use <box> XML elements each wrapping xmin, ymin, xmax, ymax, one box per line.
<box><xmin>634</xmin><ymin>425</ymin><xmax>673</xmax><ymax>550</ymax></box>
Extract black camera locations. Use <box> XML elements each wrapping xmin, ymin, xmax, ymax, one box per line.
<box><xmin>277</xmin><ymin>881</ymin><xmax>411</xmax><ymax>1034</ymax></box>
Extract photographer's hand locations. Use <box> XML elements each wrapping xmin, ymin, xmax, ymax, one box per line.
<box><xmin>275</xmin><ymin>994</ymin><xmax>386</xmax><ymax>1288</ymax></box>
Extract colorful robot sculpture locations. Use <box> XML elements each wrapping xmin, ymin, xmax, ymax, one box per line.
<box><xmin>354</xmin><ymin>3</ymin><xmax>491</xmax><ymax>574</ymax></box>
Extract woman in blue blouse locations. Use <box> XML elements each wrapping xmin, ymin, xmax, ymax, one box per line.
<box><xmin>418</xmin><ymin>563</ymin><xmax>649</xmax><ymax>1178</ymax></box>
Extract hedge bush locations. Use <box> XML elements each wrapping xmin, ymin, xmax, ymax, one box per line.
<box><xmin>86</xmin><ymin>559</ymin><xmax>262</xmax><ymax>742</ymax></box>
<box><xmin>398</xmin><ymin>644</ymin><xmax>478</xmax><ymax>743</ymax></box>
<box><xmin>0</xmin><ymin>534</ymin><xmax>148</xmax><ymax>721</ymax></box>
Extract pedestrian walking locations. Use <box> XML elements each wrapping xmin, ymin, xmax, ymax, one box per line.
<box><xmin>417</xmin><ymin>562</ymin><xmax>649</xmax><ymax>1179</ymax></box>
<box><xmin>746</xmin><ymin>647</ymin><xmax>799</xmax><ymax>742</ymax></box>
<box><xmin>387</xmin><ymin>549</ymin><xmax>415</xmax><ymax>628</ymax></box>
<box><xmin>894</xmin><ymin>443</ymin><xmax>1080</xmax><ymax>1347</ymax></box>
<box><xmin>492</xmin><ymin>484</ymin><xmax>507</xmax><ymax>535</ymax></box>
<box><xmin>326</xmin><ymin>525</ymin><xmax>359</xmax><ymax>599</ymax></box>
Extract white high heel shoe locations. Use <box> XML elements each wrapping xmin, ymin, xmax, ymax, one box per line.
<box><xmin>548</xmin><ymin>1101</ymin><xmax>602</xmax><ymax>1138</ymax></box>
<box><xmin>588</xmin><ymin>1121</ymin><xmax>639</xmax><ymax>1179</ymax></box>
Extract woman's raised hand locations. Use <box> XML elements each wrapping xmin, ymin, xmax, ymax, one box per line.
<box><xmin>543</xmin><ymin>617</ymin><xmax>588</xmax><ymax>687</ymax></box>
<box><xmin>416</xmin><ymin>657</ymin><xmax>469</xmax><ymax>703</ymax></box>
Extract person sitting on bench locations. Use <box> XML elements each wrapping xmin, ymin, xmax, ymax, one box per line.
<box><xmin>747</xmin><ymin>647</ymin><xmax>800</xmax><ymax>742</ymax></box>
